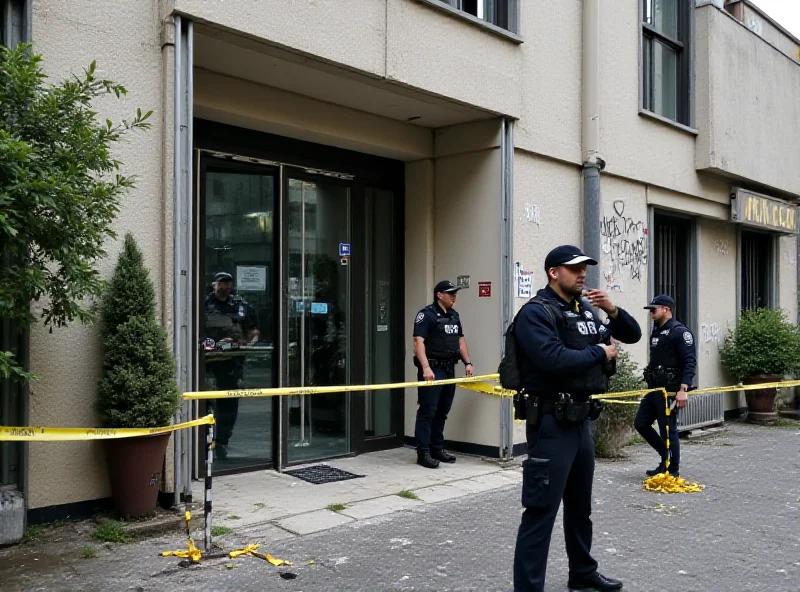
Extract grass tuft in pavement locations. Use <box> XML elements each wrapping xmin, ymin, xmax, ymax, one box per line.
<box><xmin>326</xmin><ymin>503</ymin><xmax>347</xmax><ymax>512</ymax></box>
<box><xmin>81</xmin><ymin>546</ymin><xmax>97</xmax><ymax>559</ymax></box>
<box><xmin>91</xmin><ymin>521</ymin><xmax>133</xmax><ymax>544</ymax></box>
<box><xmin>211</xmin><ymin>525</ymin><xmax>234</xmax><ymax>537</ymax></box>
<box><xmin>396</xmin><ymin>490</ymin><xmax>420</xmax><ymax>501</ymax></box>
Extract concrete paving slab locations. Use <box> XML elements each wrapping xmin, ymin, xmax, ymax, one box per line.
<box><xmin>276</xmin><ymin>510</ymin><xmax>355</xmax><ymax>535</ymax></box>
<box><xmin>413</xmin><ymin>484</ymin><xmax>471</xmax><ymax>504</ymax></box>
<box><xmin>338</xmin><ymin>496</ymin><xmax>420</xmax><ymax>520</ymax></box>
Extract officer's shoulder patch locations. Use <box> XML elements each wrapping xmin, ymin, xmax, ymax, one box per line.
<box><xmin>683</xmin><ymin>331</ymin><xmax>694</xmax><ymax>345</ymax></box>
<box><xmin>415</xmin><ymin>312</ymin><xmax>426</xmax><ymax>324</ymax></box>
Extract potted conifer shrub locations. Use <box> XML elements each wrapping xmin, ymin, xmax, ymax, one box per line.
<box><xmin>720</xmin><ymin>308</ymin><xmax>800</xmax><ymax>424</ymax></box>
<box><xmin>97</xmin><ymin>234</ymin><xmax>180</xmax><ymax>517</ymax></box>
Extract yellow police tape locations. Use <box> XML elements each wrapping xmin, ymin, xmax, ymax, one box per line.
<box><xmin>0</xmin><ymin>414</ymin><xmax>215</xmax><ymax>442</ymax></box>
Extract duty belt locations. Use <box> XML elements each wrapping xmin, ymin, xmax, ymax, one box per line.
<box><xmin>532</xmin><ymin>393</ymin><xmax>595</xmax><ymax>423</ymax></box>
<box><xmin>644</xmin><ymin>365</ymin><xmax>681</xmax><ymax>386</ymax></box>
<box><xmin>427</xmin><ymin>358</ymin><xmax>457</xmax><ymax>370</ymax></box>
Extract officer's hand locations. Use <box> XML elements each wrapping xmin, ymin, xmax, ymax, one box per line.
<box><xmin>676</xmin><ymin>389</ymin><xmax>688</xmax><ymax>409</ymax></box>
<box><xmin>585</xmin><ymin>289</ymin><xmax>618</xmax><ymax>317</ymax></box>
<box><xmin>465</xmin><ymin>363</ymin><xmax>474</xmax><ymax>377</ymax></box>
<box><xmin>422</xmin><ymin>366</ymin><xmax>435</xmax><ymax>381</ymax></box>
<box><xmin>599</xmin><ymin>343</ymin><xmax>618</xmax><ymax>360</ymax></box>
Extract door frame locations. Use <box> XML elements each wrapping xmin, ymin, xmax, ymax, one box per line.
<box><xmin>195</xmin><ymin>153</ymin><xmax>282</xmax><ymax>476</ymax></box>
<box><xmin>193</xmin><ymin>119</ymin><xmax>406</xmax><ymax>469</ymax></box>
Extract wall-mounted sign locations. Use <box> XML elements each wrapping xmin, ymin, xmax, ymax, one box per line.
<box><xmin>236</xmin><ymin>265</ymin><xmax>267</xmax><ymax>291</ymax></box>
<box><xmin>457</xmin><ymin>275</ymin><xmax>470</xmax><ymax>289</ymax></box>
<box><xmin>731</xmin><ymin>188</ymin><xmax>798</xmax><ymax>234</ymax></box>
<box><xmin>478</xmin><ymin>281</ymin><xmax>492</xmax><ymax>298</ymax></box>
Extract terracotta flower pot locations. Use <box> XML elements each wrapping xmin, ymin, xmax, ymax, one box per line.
<box><xmin>742</xmin><ymin>374</ymin><xmax>781</xmax><ymax>425</ymax></box>
<box><xmin>103</xmin><ymin>432</ymin><xmax>171</xmax><ymax>518</ymax></box>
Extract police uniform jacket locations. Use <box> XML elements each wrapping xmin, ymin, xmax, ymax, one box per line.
<box><xmin>647</xmin><ymin>318</ymin><xmax>696</xmax><ymax>391</ymax></box>
<box><xmin>514</xmin><ymin>286</ymin><xmax>642</xmax><ymax>400</ymax></box>
<box><xmin>413</xmin><ymin>303</ymin><xmax>463</xmax><ymax>366</ymax></box>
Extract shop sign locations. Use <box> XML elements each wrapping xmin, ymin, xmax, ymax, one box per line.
<box><xmin>731</xmin><ymin>188</ymin><xmax>798</xmax><ymax>234</ymax></box>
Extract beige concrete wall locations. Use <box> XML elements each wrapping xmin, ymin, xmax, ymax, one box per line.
<box><xmin>598</xmin><ymin>176</ymin><xmax>650</xmax><ymax>367</ymax></box>
<box><xmin>778</xmin><ymin>235</ymin><xmax>798</xmax><ymax>324</ymax></box>
<box><xmin>404</xmin><ymin>160</ymin><xmax>436</xmax><ymax>433</ymax></box>
<box><xmin>28</xmin><ymin>0</ymin><xmax>166</xmax><ymax>508</ymax></box>
<box><xmin>696</xmin><ymin>220</ymin><xmax>738</xmax><ymax>398</ymax></box>
<box><xmin>510</xmin><ymin>152</ymin><xmax>582</xmax><ymax>445</ymax></box>
<box><xmin>514</xmin><ymin>1</ymin><xmax>582</xmax><ymax>164</ymax></box>
<box><xmin>176</xmin><ymin>0</ymin><xmax>522</xmax><ymax>118</ymax></box>
<box><xmin>195</xmin><ymin>69</ymin><xmax>434</xmax><ymax>161</ymax></box>
<box><xmin>695</xmin><ymin>5</ymin><xmax>800</xmax><ymax>196</ymax></box>
<box><xmin>740</xmin><ymin>3</ymin><xmax>800</xmax><ymax>63</ymax></box>
<box><xmin>385</xmin><ymin>0</ymin><xmax>521</xmax><ymax>118</ymax></box>
<box><xmin>173</xmin><ymin>0</ymin><xmax>386</xmax><ymax>77</ymax></box>
<box><xmin>411</xmin><ymin>135</ymin><xmax>503</xmax><ymax>449</ymax></box>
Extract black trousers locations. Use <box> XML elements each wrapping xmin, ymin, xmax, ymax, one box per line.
<box><xmin>209</xmin><ymin>371</ymin><xmax>240</xmax><ymax>446</ymax></box>
<box><xmin>634</xmin><ymin>390</ymin><xmax>680</xmax><ymax>467</ymax></box>
<box><xmin>414</xmin><ymin>367</ymin><xmax>456</xmax><ymax>452</ymax></box>
<box><xmin>513</xmin><ymin>414</ymin><xmax>598</xmax><ymax>592</ymax></box>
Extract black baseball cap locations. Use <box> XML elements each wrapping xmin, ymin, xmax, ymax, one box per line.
<box><xmin>214</xmin><ymin>271</ymin><xmax>233</xmax><ymax>282</ymax></box>
<box><xmin>433</xmin><ymin>280</ymin><xmax>461</xmax><ymax>297</ymax></box>
<box><xmin>644</xmin><ymin>294</ymin><xmax>675</xmax><ymax>310</ymax></box>
<box><xmin>544</xmin><ymin>245</ymin><xmax>598</xmax><ymax>271</ymax></box>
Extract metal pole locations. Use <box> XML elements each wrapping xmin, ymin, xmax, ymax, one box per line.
<box><xmin>172</xmin><ymin>14</ymin><xmax>183</xmax><ymax>509</ymax></box>
<box><xmin>582</xmin><ymin>0</ymin><xmax>603</xmax><ymax>288</ymax></box>
<box><xmin>183</xmin><ymin>18</ymin><xmax>195</xmax><ymax>506</ymax></box>
<box><xmin>204</xmin><ymin>420</ymin><xmax>214</xmax><ymax>551</ymax></box>
<box><xmin>499</xmin><ymin>117</ymin><xmax>515</xmax><ymax>461</ymax></box>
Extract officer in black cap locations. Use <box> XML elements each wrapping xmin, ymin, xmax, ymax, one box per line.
<box><xmin>636</xmin><ymin>294</ymin><xmax>696</xmax><ymax>478</ymax></box>
<box><xmin>204</xmin><ymin>271</ymin><xmax>260</xmax><ymax>459</ymax></box>
<box><xmin>512</xmin><ymin>245</ymin><xmax>641</xmax><ymax>592</ymax></box>
<box><xmin>412</xmin><ymin>280</ymin><xmax>473</xmax><ymax>469</ymax></box>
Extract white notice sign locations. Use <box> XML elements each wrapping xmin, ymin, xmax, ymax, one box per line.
<box><xmin>516</xmin><ymin>268</ymin><xmax>533</xmax><ymax>299</ymax></box>
<box><xmin>236</xmin><ymin>265</ymin><xmax>267</xmax><ymax>291</ymax></box>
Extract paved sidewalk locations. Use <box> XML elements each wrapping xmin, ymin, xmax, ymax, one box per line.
<box><xmin>197</xmin><ymin>447</ymin><xmax>522</xmax><ymax>539</ymax></box>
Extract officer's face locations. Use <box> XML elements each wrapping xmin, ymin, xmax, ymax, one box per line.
<box><xmin>551</xmin><ymin>263</ymin><xmax>587</xmax><ymax>296</ymax></box>
<box><xmin>214</xmin><ymin>280</ymin><xmax>233</xmax><ymax>300</ymax></box>
<box><xmin>437</xmin><ymin>291</ymin><xmax>457</xmax><ymax>309</ymax></box>
<box><xmin>649</xmin><ymin>306</ymin><xmax>670</xmax><ymax>323</ymax></box>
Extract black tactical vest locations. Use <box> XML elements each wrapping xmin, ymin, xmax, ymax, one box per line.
<box><xmin>646</xmin><ymin>322</ymin><xmax>687</xmax><ymax>390</ymax></box>
<box><xmin>525</xmin><ymin>296</ymin><xmax>613</xmax><ymax>400</ymax></box>
<box><xmin>423</xmin><ymin>307</ymin><xmax>462</xmax><ymax>360</ymax></box>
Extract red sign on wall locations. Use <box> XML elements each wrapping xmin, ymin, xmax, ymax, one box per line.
<box><xmin>478</xmin><ymin>281</ymin><xmax>492</xmax><ymax>298</ymax></box>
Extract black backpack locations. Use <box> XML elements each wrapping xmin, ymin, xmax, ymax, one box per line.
<box><xmin>498</xmin><ymin>298</ymin><xmax>558</xmax><ymax>419</ymax></box>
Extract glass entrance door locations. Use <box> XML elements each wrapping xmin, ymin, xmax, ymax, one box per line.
<box><xmin>285</xmin><ymin>175</ymin><xmax>351</xmax><ymax>463</ymax></box>
<box><xmin>200</xmin><ymin>160</ymin><xmax>278</xmax><ymax>473</ymax></box>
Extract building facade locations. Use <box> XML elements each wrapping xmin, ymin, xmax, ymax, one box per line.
<box><xmin>1</xmin><ymin>0</ymin><xmax>799</xmax><ymax>528</ymax></box>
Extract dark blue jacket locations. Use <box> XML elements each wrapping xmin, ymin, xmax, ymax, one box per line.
<box><xmin>515</xmin><ymin>286</ymin><xmax>642</xmax><ymax>396</ymax></box>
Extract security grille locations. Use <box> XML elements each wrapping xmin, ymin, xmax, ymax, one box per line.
<box><xmin>677</xmin><ymin>391</ymin><xmax>724</xmax><ymax>432</ymax></box>
<box><xmin>741</xmin><ymin>231</ymin><xmax>774</xmax><ymax>312</ymax></box>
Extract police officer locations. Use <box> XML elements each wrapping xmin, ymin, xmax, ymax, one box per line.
<box><xmin>412</xmin><ymin>280</ymin><xmax>473</xmax><ymax>469</ymax></box>
<box><xmin>636</xmin><ymin>294</ymin><xmax>696</xmax><ymax>478</ymax></box>
<box><xmin>512</xmin><ymin>245</ymin><xmax>641</xmax><ymax>592</ymax></box>
<box><xmin>204</xmin><ymin>271</ymin><xmax>260</xmax><ymax>459</ymax></box>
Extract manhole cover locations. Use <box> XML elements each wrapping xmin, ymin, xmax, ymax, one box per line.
<box><xmin>284</xmin><ymin>465</ymin><xmax>364</xmax><ymax>485</ymax></box>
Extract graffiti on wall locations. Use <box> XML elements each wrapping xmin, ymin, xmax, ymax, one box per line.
<box><xmin>523</xmin><ymin>203</ymin><xmax>541</xmax><ymax>226</ymax></box>
<box><xmin>600</xmin><ymin>200</ymin><xmax>648</xmax><ymax>291</ymax></box>
<box><xmin>714</xmin><ymin>240</ymin><xmax>729</xmax><ymax>256</ymax></box>
<box><xmin>701</xmin><ymin>322</ymin><xmax>721</xmax><ymax>344</ymax></box>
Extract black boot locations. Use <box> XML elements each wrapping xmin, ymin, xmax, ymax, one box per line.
<box><xmin>416</xmin><ymin>452</ymin><xmax>440</xmax><ymax>469</ymax></box>
<box><xmin>430</xmin><ymin>449</ymin><xmax>456</xmax><ymax>463</ymax></box>
<box><xmin>645</xmin><ymin>460</ymin><xmax>667</xmax><ymax>477</ymax></box>
<box><xmin>668</xmin><ymin>464</ymin><xmax>680</xmax><ymax>478</ymax></box>
<box><xmin>567</xmin><ymin>571</ymin><xmax>623</xmax><ymax>591</ymax></box>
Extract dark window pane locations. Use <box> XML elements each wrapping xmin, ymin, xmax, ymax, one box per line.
<box><xmin>645</xmin><ymin>0</ymin><xmax>678</xmax><ymax>39</ymax></box>
<box><xmin>654</xmin><ymin>40</ymin><xmax>678</xmax><ymax>121</ymax></box>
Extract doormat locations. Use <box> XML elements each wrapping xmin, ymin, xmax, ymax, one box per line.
<box><xmin>284</xmin><ymin>465</ymin><xmax>364</xmax><ymax>485</ymax></box>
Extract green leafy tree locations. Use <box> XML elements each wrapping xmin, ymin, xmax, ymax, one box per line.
<box><xmin>97</xmin><ymin>234</ymin><xmax>179</xmax><ymax>428</ymax></box>
<box><xmin>0</xmin><ymin>43</ymin><xmax>152</xmax><ymax>381</ymax></box>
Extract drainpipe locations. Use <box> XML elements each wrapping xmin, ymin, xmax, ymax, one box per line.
<box><xmin>582</xmin><ymin>0</ymin><xmax>604</xmax><ymax>288</ymax></box>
